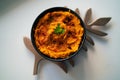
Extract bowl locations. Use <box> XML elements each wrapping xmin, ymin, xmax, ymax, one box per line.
<box><xmin>31</xmin><ymin>7</ymin><xmax>86</xmax><ymax>62</ymax></box>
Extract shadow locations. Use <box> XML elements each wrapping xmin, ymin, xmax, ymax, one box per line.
<box><xmin>102</xmin><ymin>22</ymin><xmax>113</xmax><ymax>31</ymax></box>
<box><xmin>36</xmin><ymin>60</ymin><xmax>45</xmax><ymax>80</ymax></box>
<box><xmin>92</xmin><ymin>34</ymin><xmax>109</xmax><ymax>45</ymax></box>
<box><xmin>36</xmin><ymin>60</ymin><xmax>69</xmax><ymax>80</ymax></box>
<box><xmin>0</xmin><ymin>0</ymin><xmax>27</xmax><ymax>17</ymax></box>
<box><xmin>74</xmin><ymin>50</ymin><xmax>88</xmax><ymax>66</ymax></box>
<box><xmin>68</xmin><ymin>50</ymin><xmax>88</xmax><ymax>80</ymax></box>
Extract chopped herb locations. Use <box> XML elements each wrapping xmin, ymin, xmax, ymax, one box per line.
<box><xmin>54</xmin><ymin>23</ymin><xmax>65</xmax><ymax>34</ymax></box>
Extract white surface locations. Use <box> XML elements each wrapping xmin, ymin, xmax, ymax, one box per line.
<box><xmin>0</xmin><ymin>0</ymin><xmax>120</xmax><ymax>80</ymax></box>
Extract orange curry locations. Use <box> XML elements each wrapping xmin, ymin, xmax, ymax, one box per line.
<box><xmin>34</xmin><ymin>11</ymin><xmax>84</xmax><ymax>58</ymax></box>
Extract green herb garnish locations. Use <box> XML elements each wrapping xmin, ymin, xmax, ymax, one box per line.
<box><xmin>54</xmin><ymin>23</ymin><xmax>65</xmax><ymax>34</ymax></box>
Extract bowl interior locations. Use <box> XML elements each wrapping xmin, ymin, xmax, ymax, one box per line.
<box><xmin>31</xmin><ymin>7</ymin><xmax>86</xmax><ymax>62</ymax></box>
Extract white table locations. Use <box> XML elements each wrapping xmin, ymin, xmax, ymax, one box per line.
<box><xmin>0</xmin><ymin>0</ymin><xmax>120</xmax><ymax>80</ymax></box>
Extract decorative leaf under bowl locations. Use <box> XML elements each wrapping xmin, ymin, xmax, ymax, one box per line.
<box><xmin>88</xmin><ymin>17</ymin><xmax>111</xmax><ymax>26</ymax></box>
<box><xmin>86</xmin><ymin>35</ymin><xmax>95</xmax><ymax>46</ymax></box>
<box><xmin>86</xmin><ymin>28</ymin><xmax>108</xmax><ymax>36</ymax></box>
<box><xmin>84</xmin><ymin>8</ymin><xmax>92</xmax><ymax>25</ymax></box>
<box><xmin>75</xmin><ymin>8</ymin><xmax>111</xmax><ymax>47</ymax></box>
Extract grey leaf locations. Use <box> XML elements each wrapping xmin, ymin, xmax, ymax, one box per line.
<box><xmin>75</xmin><ymin>8</ymin><xmax>80</xmax><ymax>15</ymax></box>
<box><xmin>54</xmin><ymin>62</ymin><xmax>68</xmax><ymax>73</ymax></box>
<box><xmin>87</xmin><ymin>28</ymin><xmax>108</xmax><ymax>36</ymax></box>
<box><xmin>68</xmin><ymin>58</ymin><xmax>74</xmax><ymax>67</ymax></box>
<box><xmin>82</xmin><ymin>43</ymin><xmax>88</xmax><ymax>51</ymax></box>
<box><xmin>84</xmin><ymin>8</ymin><xmax>92</xmax><ymax>25</ymax></box>
<box><xmin>86</xmin><ymin>35</ymin><xmax>95</xmax><ymax>45</ymax></box>
<box><xmin>89</xmin><ymin>17</ymin><xmax>111</xmax><ymax>26</ymax></box>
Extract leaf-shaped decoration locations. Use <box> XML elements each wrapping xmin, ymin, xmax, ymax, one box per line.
<box><xmin>68</xmin><ymin>58</ymin><xmax>74</xmax><ymax>67</ymax></box>
<box><xmin>89</xmin><ymin>17</ymin><xmax>111</xmax><ymax>26</ymax></box>
<box><xmin>75</xmin><ymin>8</ymin><xmax>80</xmax><ymax>15</ymax></box>
<box><xmin>87</xmin><ymin>28</ymin><xmax>108</xmax><ymax>36</ymax></box>
<box><xmin>86</xmin><ymin>35</ymin><xmax>95</xmax><ymax>45</ymax></box>
<box><xmin>82</xmin><ymin>44</ymin><xmax>88</xmax><ymax>51</ymax></box>
<box><xmin>64</xmin><ymin>6</ymin><xmax>67</xmax><ymax>8</ymax></box>
<box><xmin>84</xmin><ymin>8</ymin><xmax>92</xmax><ymax>25</ymax></box>
<box><xmin>54</xmin><ymin>62</ymin><xmax>68</xmax><ymax>73</ymax></box>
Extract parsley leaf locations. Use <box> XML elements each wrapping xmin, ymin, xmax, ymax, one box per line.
<box><xmin>54</xmin><ymin>24</ymin><xmax>65</xmax><ymax>34</ymax></box>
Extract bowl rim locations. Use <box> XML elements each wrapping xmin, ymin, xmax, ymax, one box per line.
<box><xmin>31</xmin><ymin>7</ymin><xmax>86</xmax><ymax>62</ymax></box>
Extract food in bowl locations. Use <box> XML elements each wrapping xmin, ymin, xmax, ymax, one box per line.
<box><xmin>34</xmin><ymin>10</ymin><xmax>84</xmax><ymax>59</ymax></box>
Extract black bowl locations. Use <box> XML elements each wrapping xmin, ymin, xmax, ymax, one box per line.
<box><xmin>31</xmin><ymin>7</ymin><xmax>86</xmax><ymax>62</ymax></box>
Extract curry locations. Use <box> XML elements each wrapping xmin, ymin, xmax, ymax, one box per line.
<box><xmin>34</xmin><ymin>11</ymin><xmax>84</xmax><ymax>59</ymax></box>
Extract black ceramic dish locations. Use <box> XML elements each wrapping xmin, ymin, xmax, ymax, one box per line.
<box><xmin>31</xmin><ymin>7</ymin><xmax>86</xmax><ymax>62</ymax></box>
